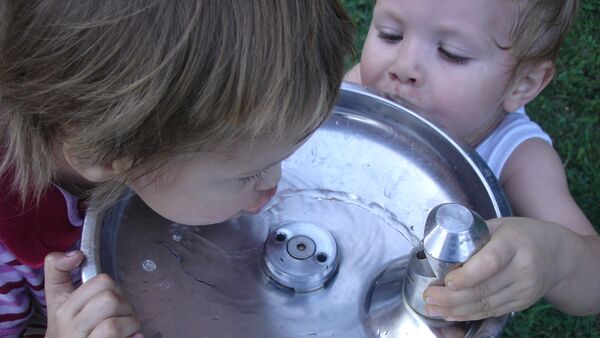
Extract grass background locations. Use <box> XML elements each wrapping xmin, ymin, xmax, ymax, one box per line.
<box><xmin>339</xmin><ymin>1</ymin><xmax>600</xmax><ymax>337</ymax></box>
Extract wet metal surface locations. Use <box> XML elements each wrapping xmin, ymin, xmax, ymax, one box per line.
<box><xmin>82</xmin><ymin>83</ymin><xmax>510</xmax><ymax>337</ymax></box>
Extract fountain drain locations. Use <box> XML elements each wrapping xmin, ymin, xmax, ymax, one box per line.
<box><xmin>263</xmin><ymin>222</ymin><xmax>338</xmax><ymax>292</ymax></box>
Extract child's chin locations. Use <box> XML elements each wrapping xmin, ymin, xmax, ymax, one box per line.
<box><xmin>162</xmin><ymin>212</ymin><xmax>238</xmax><ymax>227</ymax></box>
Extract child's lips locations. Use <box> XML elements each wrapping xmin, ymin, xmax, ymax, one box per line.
<box><xmin>243</xmin><ymin>186</ymin><xmax>278</xmax><ymax>215</ymax></box>
<box><xmin>388</xmin><ymin>93</ymin><xmax>421</xmax><ymax>112</ymax></box>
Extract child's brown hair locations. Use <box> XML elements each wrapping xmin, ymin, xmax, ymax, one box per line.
<box><xmin>0</xmin><ymin>0</ymin><xmax>355</xmax><ymax>205</ymax></box>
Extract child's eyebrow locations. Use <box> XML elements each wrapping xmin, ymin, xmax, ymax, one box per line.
<box><xmin>437</xmin><ymin>30</ymin><xmax>481</xmax><ymax>47</ymax></box>
<box><xmin>436</xmin><ymin>25</ymin><xmax>499</xmax><ymax>51</ymax></box>
<box><xmin>437</xmin><ymin>18</ymin><xmax>513</xmax><ymax>51</ymax></box>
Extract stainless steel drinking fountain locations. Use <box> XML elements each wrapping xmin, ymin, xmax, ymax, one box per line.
<box><xmin>81</xmin><ymin>82</ymin><xmax>511</xmax><ymax>337</ymax></box>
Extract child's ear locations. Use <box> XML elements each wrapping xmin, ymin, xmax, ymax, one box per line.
<box><xmin>503</xmin><ymin>60</ymin><xmax>554</xmax><ymax>113</ymax></box>
<box><xmin>62</xmin><ymin>144</ymin><xmax>132</xmax><ymax>182</ymax></box>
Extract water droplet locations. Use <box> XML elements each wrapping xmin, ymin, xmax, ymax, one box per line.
<box><xmin>171</xmin><ymin>230</ymin><xmax>183</xmax><ymax>242</ymax></box>
<box><xmin>142</xmin><ymin>259</ymin><xmax>157</xmax><ymax>272</ymax></box>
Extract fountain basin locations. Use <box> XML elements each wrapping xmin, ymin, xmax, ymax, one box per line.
<box><xmin>81</xmin><ymin>82</ymin><xmax>511</xmax><ymax>337</ymax></box>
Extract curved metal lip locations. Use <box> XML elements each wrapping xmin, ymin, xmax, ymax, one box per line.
<box><xmin>81</xmin><ymin>206</ymin><xmax>101</xmax><ymax>283</ymax></box>
<box><xmin>81</xmin><ymin>192</ymin><xmax>131</xmax><ymax>283</ymax></box>
<box><xmin>339</xmin><ymin>82</ymin><xmax>511</xmax><ymax>219</ymax></box>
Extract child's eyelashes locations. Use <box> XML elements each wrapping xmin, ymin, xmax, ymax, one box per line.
<box><xmin>378</xmin><ymin>31</ymin><xmax>403</xmax><ymax>43</ymax></box>
<box><xmin>438</xmin><ymin>47</ymin><xmax>471</xmax><ymax>65</ymax></box>
<box><xmin>239</xmin><ymin>171</ymin><xmax>266</xmax><ymax>184</ymax></box>
<box><xmin>377</xmin><ymin>31</ymin><xmax>470</xmax><ymax>66</ymax></box>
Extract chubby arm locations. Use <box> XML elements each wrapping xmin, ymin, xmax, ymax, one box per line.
<box><xmin>501</xmin><ymin>138</ymin><xmax>600</xmax><ymax>314</ymax></box>
<box><xmin>501</xmin><ymin>138</ymin><xmax>595</xmax><ymax>235</ymax></box>
<box><xmin>423</xmin><ymin>139</ymin><xmax>600</xmax><ymax>319</ymax></box>
<box><xmin>549</xmin><ymin>229</ymin><xmax>600</xmax><ymax>315</ymax></box>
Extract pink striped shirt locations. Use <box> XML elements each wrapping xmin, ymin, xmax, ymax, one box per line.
<box><xmin>0</xmin><ymin>245</ymin><xmax>45</xmax><ymax>338</ymax></box>
<box><xmin>0</xmin><ymin>184</ymin><xmax>82</xmax><ymax>338</ymax></box>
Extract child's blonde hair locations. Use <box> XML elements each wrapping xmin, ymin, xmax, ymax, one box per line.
<box><xmin>508</xmin><ymin>0</ymin><xmax>579</xmax><ymax>75</ymax></box>
<box><xmin>0</xmin><ymin>0</ymin><xmax>355</xmax><ymax>205</ymax></box>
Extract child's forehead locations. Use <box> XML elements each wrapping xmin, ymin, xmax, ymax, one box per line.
<box><xmin>374</xmin><ymin>0</ymin><xmax>516</xmax><ymax>46</ymax></box>
<box><xmin>176</xmin><ymin>139</ymin><xmax>301</xmax><ymax>175</ymax></box>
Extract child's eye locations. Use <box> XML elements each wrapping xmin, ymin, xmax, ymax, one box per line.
<box><xmin>378</xmin><ymin>31</ymin><xmax>403</xmax><ymax>43</ymax></box>
<box><xmin>439</xmin><ymin>47</ymin><xmax>470</xmax><ymax>64</ymax></box>
<box><xmin>239</xmin><ymin>171</ymin><xmax>265</xmax><ymax>184</ymax></box>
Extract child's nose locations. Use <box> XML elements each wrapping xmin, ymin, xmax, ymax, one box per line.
<box><xmin>255</xmin><ymin>164</ymin><xmax>282</xmax><ymax>191</ymax></box>
<box><xmin>389</xmin><ymin>38</ymin><xmax>422</xmax><ymax>86</ymax></box>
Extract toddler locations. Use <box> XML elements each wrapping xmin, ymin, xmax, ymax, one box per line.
<box><xmin>0</xmin><ymin>0</ymin><xmax>354</xmax><ymax>337</ymax></box>
<box><xmin>346</xmin><ymin>0</ymin><xmax>600</xmax><ymax>320</ymax></box>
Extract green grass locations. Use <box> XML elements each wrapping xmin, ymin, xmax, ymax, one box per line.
<box><xmin>340</xmin><ymin>0</ymin><xmax>600</xmax><ymax>337</ymax></box>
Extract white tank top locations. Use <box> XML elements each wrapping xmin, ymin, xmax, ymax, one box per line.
<box><xmin>476</xmin><ymin>107</ymin><xmax>552</xmax><ymax>179</ymax></box>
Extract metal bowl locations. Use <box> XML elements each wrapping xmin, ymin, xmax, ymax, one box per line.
<box><xmin>81</xmin><ymin>82</ymin><xmax>511</xmax><ymax>337</ymax></box>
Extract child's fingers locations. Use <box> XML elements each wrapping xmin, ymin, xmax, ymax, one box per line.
<box><xmin>76</xmin><ymin>288</ymin><xmax>136</xmax><ymax>334</ymax></box>
<box><xmin>88</xmin><ymin>316</ymin><xmax>143</xmax><ymax>338</ymax></box>
<box><xmin>484</xmin><ymin>218</ymin><xmax>507</xmax><ymax>233</ymax></box>
<box><xmin>443</xmin><ymin>227</ymin><xmax>518</xmax><ymax>289</ymax></box>
<box><xmin>63</xmin><ymin>273</ymin><xmax>126</xmax><ymax>318</ymax></box>
<box><xmin>426</xmin><ymin>283</ymin><xmax>529</xmax><ymax>321</ymax></box>
<box><xmin>44</xmin><ymin>251</ymin><xmax>85</xmax><ymax>312</ymax></box>
<box><xmin>424</xmin><ymin>271</ymin><xmax>511</xmax><ymax>308</ymax></box>
<box><xmin>424</xmin><ymin>257</ymin><xmax>542</xmax><ymax>321</ymax></box>
<box><xmin>442</xmin><ymin>300</ymin><xmax>524</xmax><ymax>322</ymax></box>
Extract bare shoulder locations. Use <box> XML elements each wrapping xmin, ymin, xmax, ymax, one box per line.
<box><xmin>344</xmin><ymin>63</ymin><xmax>362</xmax><ymax>83</ymax></box>
<box><xmin>500</xmin><ymin>138</ymin><xmax>564</xmax><ymax>185</ymax></box>
<box><xmin>501</xmin><ymin>138</ymin><xmax>594</xmax><ymax>235</ymax></box>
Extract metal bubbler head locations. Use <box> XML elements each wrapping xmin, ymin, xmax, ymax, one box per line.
<box><xmin>403</xmin><ymin>203</ymin><xmax>490</xmax><ymax>319</ymax></box>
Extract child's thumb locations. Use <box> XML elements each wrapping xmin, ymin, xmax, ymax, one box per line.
<box><xmin>44</xmin><ymin>251</ymin><xmax>84</xmax><ymax>307</ymax></box>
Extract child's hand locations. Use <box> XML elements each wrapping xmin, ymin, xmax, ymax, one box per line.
<box><xmin>44</xmin><ymin>251</ymin><xmax>143</xmax><ymax>338</ymax></box>
<box><xmin>422</xmin><ymin>217</ymin><xmax>566</xmax><ymax>321</ymax></box>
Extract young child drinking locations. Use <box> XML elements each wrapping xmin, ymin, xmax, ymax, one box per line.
<box><xmin>345</xmin><ymin>0</ymin><xmax>600</xmax><ymax>320</ymax></box>
<box><xmin>0</xmin><ymin>1</ymin><xmax>354</xmax><ymax>337</ymax></box>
